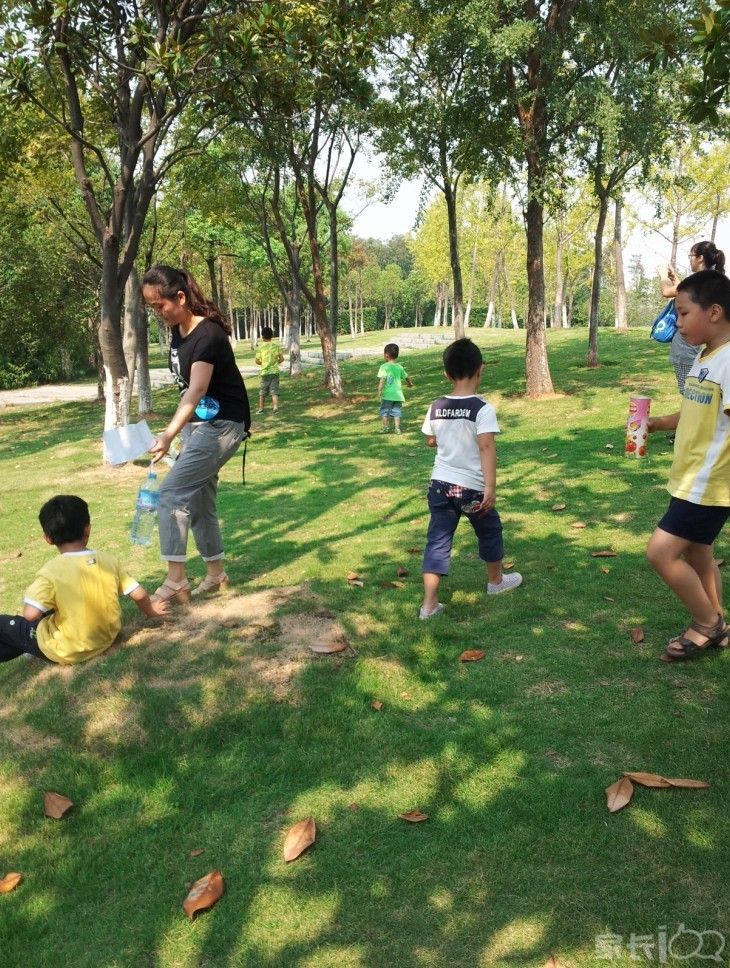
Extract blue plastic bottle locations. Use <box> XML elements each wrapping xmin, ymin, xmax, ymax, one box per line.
<box><xmin>130</xmin><ymin>470</ymin><xmax>160</xmax><ymax>546</ymax></box>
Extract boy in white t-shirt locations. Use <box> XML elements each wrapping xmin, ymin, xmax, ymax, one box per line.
<box><xmin>419</xmin><ymin>338</ymin><xmax>522</xmax><ymax>619</ymax></box>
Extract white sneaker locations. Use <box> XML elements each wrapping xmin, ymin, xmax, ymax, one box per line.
<box><xmin>487</xmin><ymin>572</ymin><xmax>523</xmax><ymax>595</ymax></box>
<box><xmin>419</xmin><ymin>602</ymin><xmax>445</xmax><ymax>620</ymax></box>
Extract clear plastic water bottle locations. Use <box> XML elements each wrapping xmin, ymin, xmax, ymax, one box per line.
<box><xmin>130</xmin><ymin>470</ymin><xmax>160</xmax><ymax>546</ymax></box>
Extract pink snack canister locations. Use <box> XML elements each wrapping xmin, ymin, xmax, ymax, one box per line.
<box><xmin>625</xmin><ymin>395</ymin><xmax>650</xmax><ymax>458</ymax></box>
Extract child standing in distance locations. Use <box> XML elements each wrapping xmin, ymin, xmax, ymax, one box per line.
<box><xmin>255</xmin><ymin>326</ymin><xmax>284</xmax><ymax>414</ymax></box>
<box><xmin>377</xmin><ymin>343</ymin><xmax>413</xmax><ymax>434</ymax></box>
<box><xmin>646</xmin><ymin>270</ymin><xmax>730</xmax><ymax>661</ymax></box>
<box><xmin>0</xmin><ymin>495</ymin><xmax>168</xmax><ymax>665</ymax></box>
<box><xmin>419</xmin><ymin>338</ymin><xmax>521</xmax><ymax>619</ymax></box>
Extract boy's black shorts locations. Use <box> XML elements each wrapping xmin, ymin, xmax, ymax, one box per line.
<box><xmin>658</xmin><ymin>497</ymin><xmax>730</xmax><ymax>546</ymax></box>
<box><xmin>0</xmin><ymin>615</ymin><xmax>50</xmax><ymax>663</ymax></box>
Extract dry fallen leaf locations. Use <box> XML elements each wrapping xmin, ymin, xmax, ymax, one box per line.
<box><xmin>629</xmin><ymin>627</ymin><xmax>645</xmax><ymax>644</ymax></box>
<box><xmin>190</xmin><ymin>848</ymin><xmax>205</xmax><ymax>858</ymax></box>
<box><xmin>600</xmin><ymin>567</ymin><xmax>610</xmax><ymax>574</ymax></box>
<box><xmin>459</xmin><ymin>649</ymin><xmax>486</xmax><ymax>662</ymax></box>
<box><xmin>406</xmin><ymin>547</ymin><xmax>422</xmax><ymax>555</ymax></box>
<box><xmin>570</xmin><ymin>521</ymin><xmax>587</xmax><ymax>529</ymax></box>
<box><xmin>283</xmin><ymin>817</ymin><xmax>316</xmax><ymax>862</ymax></box>
<box><xmin>347</xmin><ymin>579</ymin><xmax>364</xmax><ymax>588</ymax></box>
<box><xmin>551</xmin><ymin>503</ymin><xmax>566</xmax><ymax>512</ymax></box>
<box><xmin>503</xmin><ymin>560</ymin><xmax>515</xmax><ymax>569</ymax></box>
<box><xmin>182</xmin><ymin>870</ymin><xmax>224</xmax><ymax>920</ymax></box>
<box><xmin>592</xmin><ymin>550</ymin><xmax>617</xmax><ymax>558</ymax></box>
<box><xmin>309</xmin><ymin>639</ymin><xmax>348</xmax><ymax>654</ymax></box>
<box><xmin>605</xmin><ymin>443</ymin><xmax>614</xmax><ymax>449</ymax></box>
<box><xmin>371</xmin><ymin>699</ymin><xmax>384</xmax><ymax>711</ymax></box>
<box><xmin>346</xmin><ymin>572</ymin><xmax>360</xmax><ymax>582</ymax></box>
<box><xmin>623</xmin><ymin>772</ymin><xmax>671</xmax><ymax>789</ymax></box>
<box><xmin>0</xmin><ymin>872</ymin><xmax>23</xmax><ymax>894</ymax></box>
<box><xmin>547</xmin><ymin>452</ymin><xmax>558</xmax><ymax>458</ymax></box>
<box><xmin>606</xmin><ymin>776</ymin><xmax>634</xmax><ymax>812</ymax></box>
<box><xmin>664</xmin><ymin>778</ymin><xmax>710</xmax><ymax>789</ymax></box>
<box><xmin>399</xmin><ymin>810</ymin><xmax>428</xmax><ymax>823</ymax></box>
<box><xmin>603</xmin><ymin>596</ymin><xmax>615</xmax><ymax>602</ymax></box>
<box><xmin>400</xmin><ymin>691</ymin><xmax>411</xmax><ymax>700</ymax></box>
<box><xmin>396</xmin><ymin>566</ymin><xmax>409</xmax><ymax>577</ymax></box>
<box><xmin>598</xmin><ymin>678</ymin><xmax>610</xmax><ymax>686</ymax></box>
<box><xmin>379</xmin><ymin>580</ymin><xmax>406</xmax><ymax>589</ymax></box>
<box><xmin>43</xmin><ymin>791</ymin><xmax>73</xmax><ymax>820</ymax></box>
<box><xmin>515</xmin><ymin>655</ymin><xmax>524</xmax><ymax>662</ymax></box>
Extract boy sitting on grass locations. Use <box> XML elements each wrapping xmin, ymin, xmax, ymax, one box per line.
<box><xmin>0</xmin><ymin>495</ymin><xmax>168</xmax><ymax>665</ymax></box>
<box><xmin>420</xmin><ymin>338</ymin><xmax>522</xmax><ymax>620</ymax></box>
<box><xmin>377</xmin><ymin>342</ymin><xmax>413</xmax><ymax>434</ymax></box>
<box><xmin>647</xmin><ymin>270</ymin><xmax>730</xmax><ymax>662</ymax></box>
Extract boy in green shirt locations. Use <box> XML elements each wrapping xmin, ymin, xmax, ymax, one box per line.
<box><xmin>255</xmin><ymin>326</ymin><xmax>284</xmax><ymax>414</ymax></box>
<box><xmin>377</xmin><ymin>343</ymin><xmax>413</xmax><ymax>434</ymax></box>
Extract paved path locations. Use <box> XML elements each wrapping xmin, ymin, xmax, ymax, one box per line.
<box><xmin>0</xmin><ymin>369</ymin><xmax>177</xmax><ymax>408</ymax></box>
<box><xmin>0</xmin><ymin>337</ymin><xmax>447</xmax><ymax>409</ymax></box>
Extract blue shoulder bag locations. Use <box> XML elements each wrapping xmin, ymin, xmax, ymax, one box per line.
<box><xmin>650</xmin><ymin>301</ymin><xmax>677</xmax><ymax>343</ymax></box>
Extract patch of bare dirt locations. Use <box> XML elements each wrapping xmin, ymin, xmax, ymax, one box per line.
<box><xmin>123</xmin><ymin>584</ymin><xmax>352</xmax><ymax>700</ymax></box>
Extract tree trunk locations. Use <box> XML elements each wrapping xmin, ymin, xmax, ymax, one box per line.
<box><xmin>501</xmin><ymin>255</ymin><xmax>519</xmax><ymax>329</ymax></box>
<box><xmin>486</xmin><ymin>255</ymin><xmax>500</xmax><ymax>327</ymax></box>
<box><xmin>289</xmin><ymin>247</ymin><xmax>302</xmax><ymax>376</ymax></box>
<box><xmin>670</xmin><ymin>206</ymin><xmax>681</xmax><ymax>267</ymax></box>
<box><xmin>614</xmin><ymin>197</ymin><xmax>627</xmax><ymax>331</ymax></box>
<box><xmin>524</xmin><ymin>156</ymin><xmax>554</xmax><ymax>395</ymax></box>
<box><xmin>206</xmin><ymin>252</ymin><xmax>218</xmax><ymax>305</ymax></box>
<box><xmin>443</xmin><ymin>174</ymin><xmax>465</xmax><ymax>339</ymax></box>
<box><xmin>587</xmin><ymin>191</ymin><xmax>609</xmax><ymax>367</ymax></box>
<box><xmin>327</xmin><ymin>203</ymin><xmax>339</xmax><ymax>353</ymax></box>
<box><xmin>464</xmin><ymin>235</ymin><xmax>478</xmax><ymax>328</ymax></box>
<box><xmin>99</xmin><ymin>235</ymin><xmax>130</xmax><ymax>442</ymax></box>
<box><xmin>553</xmin><ymin>231</ymin><xmax>564</xmax><ymax>330</ymax></box>
<box><xmin>433</xmin><ymin>284</ymin><xmax>442</xmax><ymax>326</ymax></box>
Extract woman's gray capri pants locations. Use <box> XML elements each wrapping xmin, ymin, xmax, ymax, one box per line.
<box><xmin>158</xmin><ymin>419</ymin><xmax>246</xmax><ymax>563</ymax></box>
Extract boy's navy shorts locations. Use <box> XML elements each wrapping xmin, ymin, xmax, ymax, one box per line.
<box><xmin>380</xmin><ymin>400</ymin><xmax>402</xmax><ymax>418</ymax></box>
<box><xmin>658</xmin><ymin>497</ymin><xmax>730</xmax><ymax>546</ymax></box>
<box><xmin>0</xmin><ymin>615</ymin><xmax>50</xmax><ymax>663</ymax></box>
<box><xmin>423</xmin><ymin>480</ymin><xmax>504</xmax><ymax>575</ymax></box>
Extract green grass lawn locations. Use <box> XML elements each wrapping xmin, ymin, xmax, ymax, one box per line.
<box><xmin>0</xmin><ymin>328</ymin><xmax>727</xmax><ymax>967</ymax></box>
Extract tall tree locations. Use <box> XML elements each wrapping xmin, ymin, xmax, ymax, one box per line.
<box><xmin>223</xmin><ymin>0</ymin><xmax>382</xmax><ymax>398</ymax></box>
<box><xmin>1</xmin><ymin>0</ymin><xmax>240</xmax><ymax>431</ymax></box>
<box><xmin>378</xmin><ymin>1</ymin><xmax>505</xmax><ymax>340</ymax></box>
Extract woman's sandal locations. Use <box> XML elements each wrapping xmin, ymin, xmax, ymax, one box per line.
<box><xmin>661</xmin><ymin>614</ymin><xmax>728</xmax><ymax>662</ymax></box>
<box><xmin>151</xmin><ymin>578</ymin><xmax>191</xmax><ymax>605</ymax></box>
<box><xmin>191</xmin><ymin>572</ymin><xmax>230</xmax><ymax>597</ymax></box>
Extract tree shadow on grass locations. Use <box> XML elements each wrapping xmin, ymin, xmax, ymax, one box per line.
<box><xmin>1</xmin><ymin>521</ymin><xmax>726</xmax><ymax>967</ymax></box>
<box><xmin>1</xmin><ymin>329</ymin><xmax>725</xmax><ymax>965</ymax></box>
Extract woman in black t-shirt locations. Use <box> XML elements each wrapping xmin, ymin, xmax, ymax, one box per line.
<box><xmin>142</xmin><ymin>265</ymin><xmax>250</xmax><ymax>603</ymax></box>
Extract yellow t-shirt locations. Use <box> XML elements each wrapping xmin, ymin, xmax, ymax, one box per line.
<box><xmin>23</xmin><ymin>549</ymin><xmax>139</xmax><ymax>664</ymax></box>
<box><xmin>668</xmin><ymin>343</ymin><xmax>730</xmax><ymax>506</ymax></box>
<box><xmin>256</xmin><ymin>342</ymin><xmax>281</xmax><ymax>375</ymax></box>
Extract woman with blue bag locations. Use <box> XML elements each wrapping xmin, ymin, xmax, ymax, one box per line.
<box><xmin>658</xmin><ymin>241</ymin><xmax>726</xmax><ymax>396</ymax></box>
<box><xmin>142</xmin><ymin>265</ymin><xmax>251</xmax><ymax>604</ymax></box>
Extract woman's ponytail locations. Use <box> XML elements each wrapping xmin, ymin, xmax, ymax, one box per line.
<box><xmin>692</xmin><ymin>240</ymin><xmax>726</xmax><ymax>275</ymax></box>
